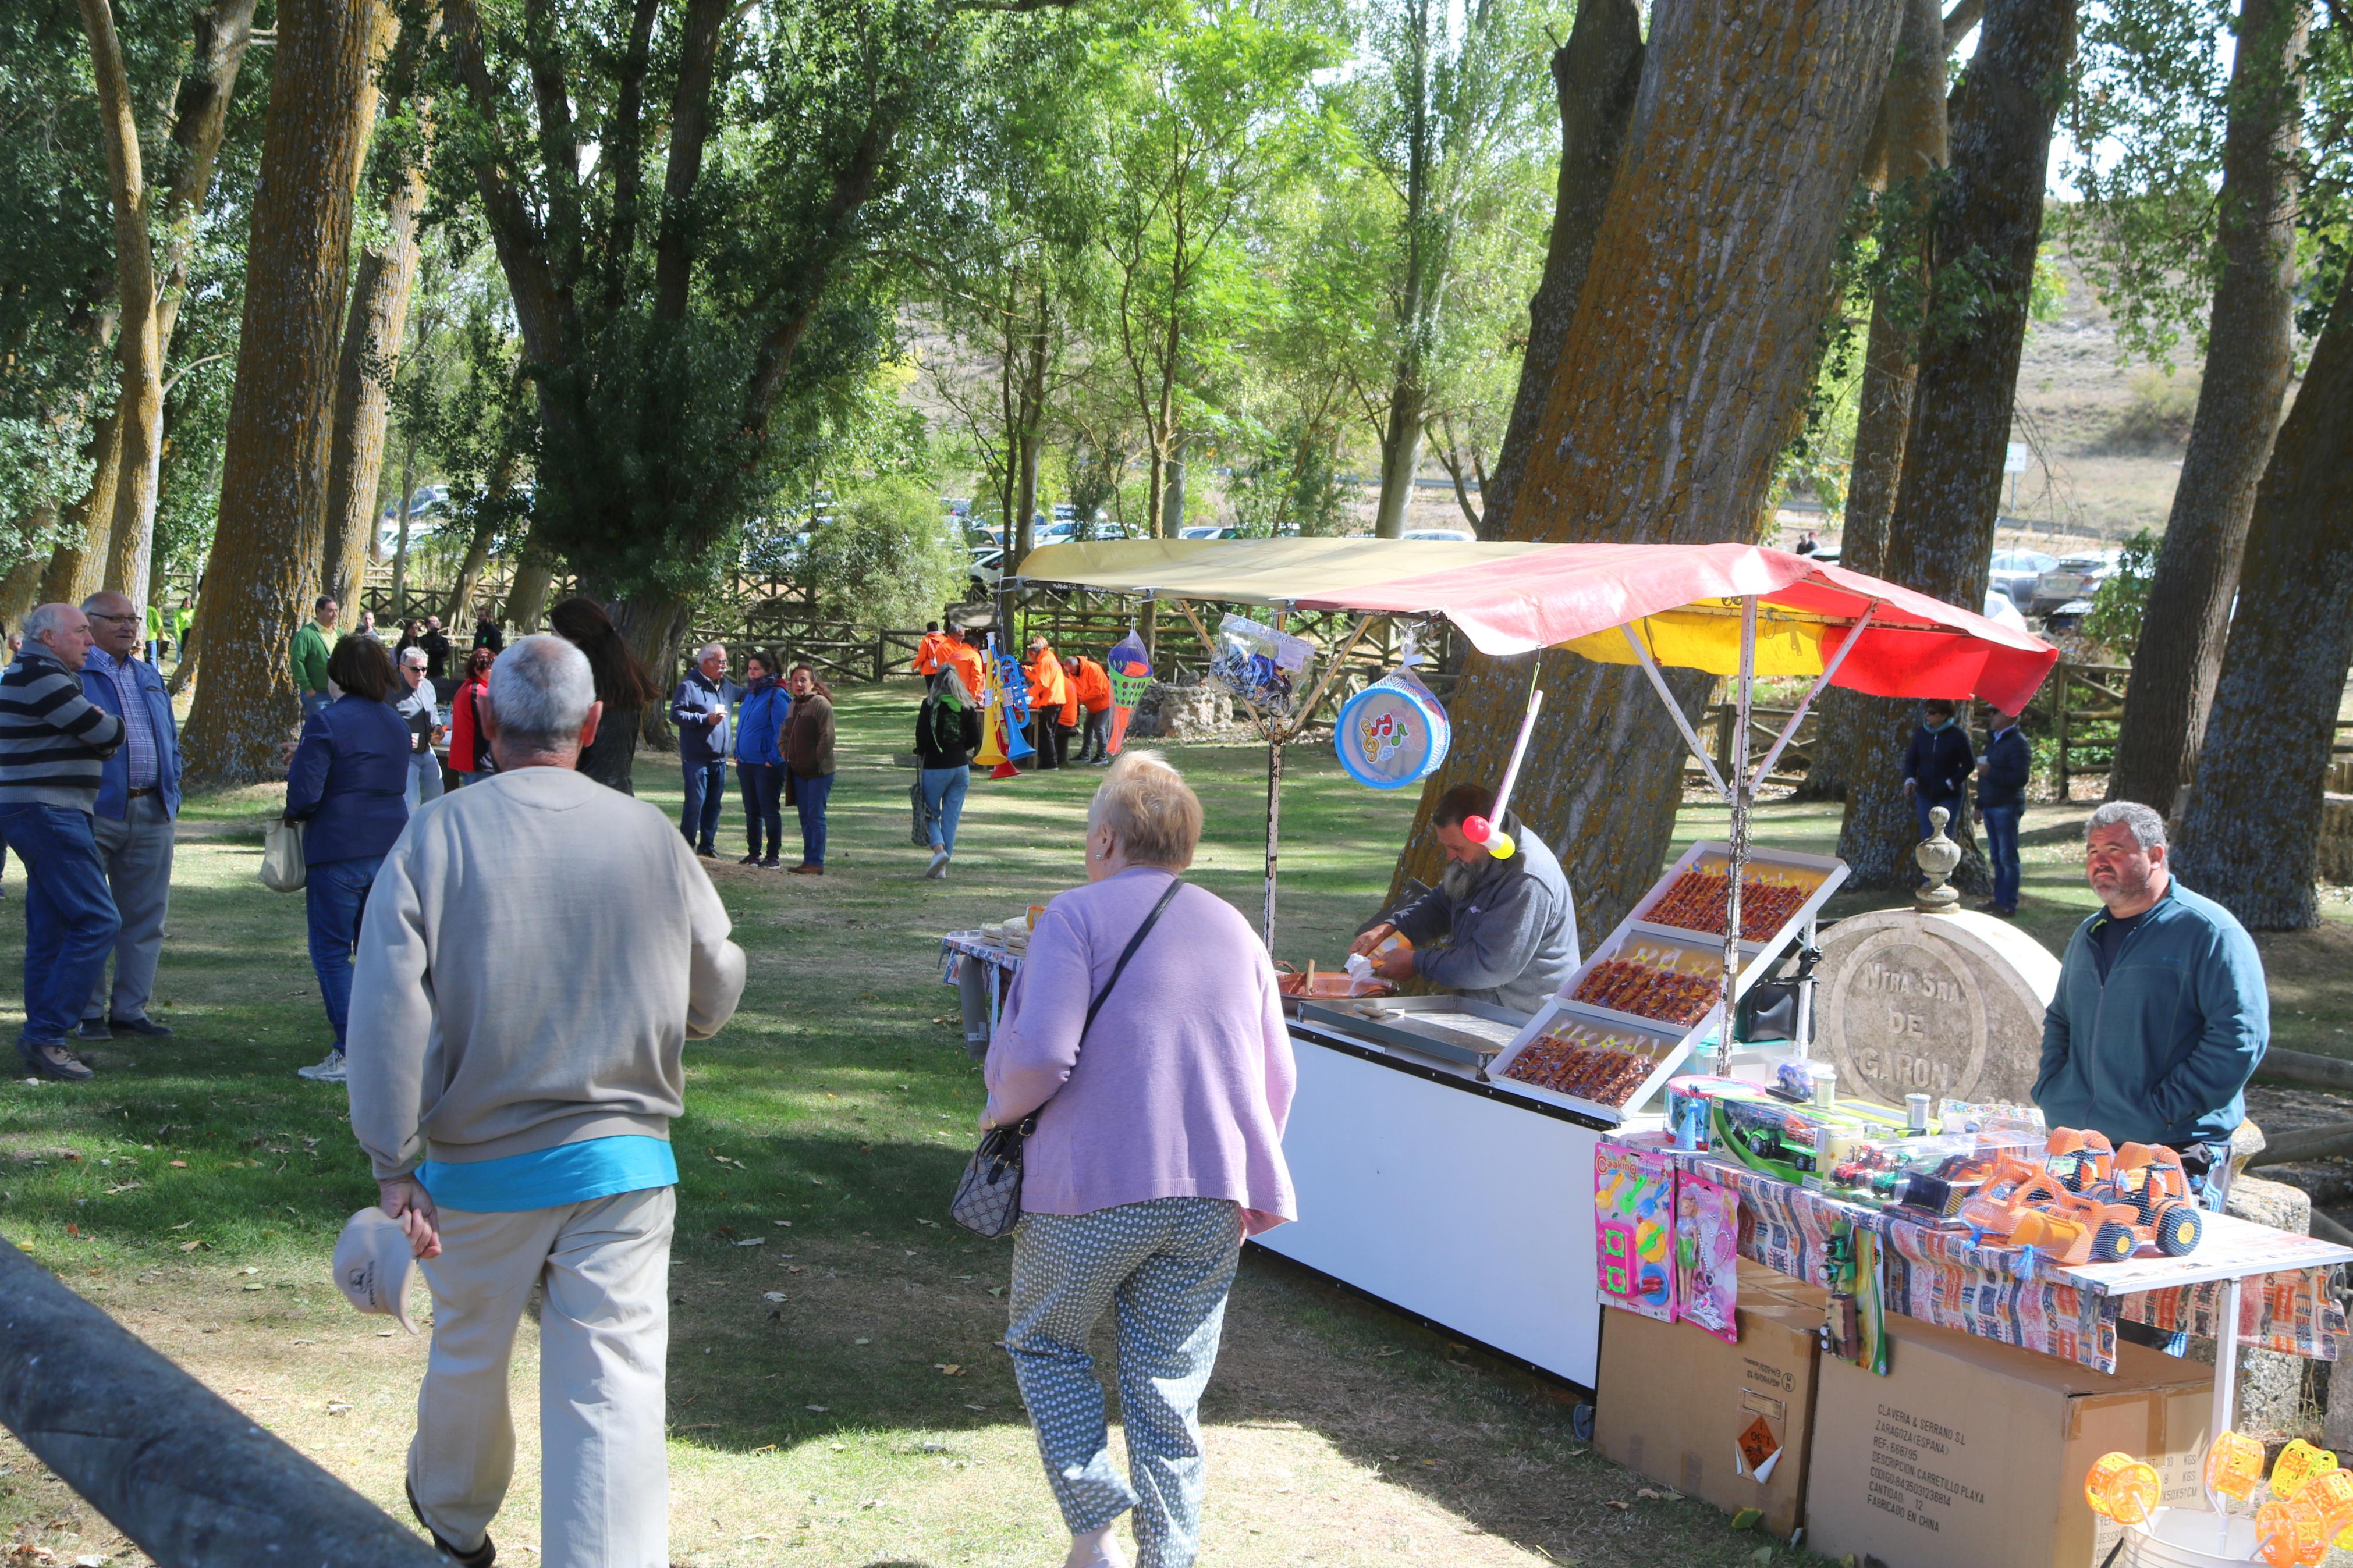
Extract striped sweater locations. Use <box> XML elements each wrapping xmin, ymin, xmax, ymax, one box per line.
<box><xmin>0</xmin><ymin>645</ymin><xmax>125</xmax><ymax>810</ymax></box>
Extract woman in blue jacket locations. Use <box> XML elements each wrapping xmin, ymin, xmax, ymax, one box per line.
<box><xmin>734</xmin><ymin>650</ymin><xmax>792</xmax><ymax>868</ymax></box>
<box><xmin>283</xmin><ymin>635</ymin><xmax>411</xmax><ymax>1083</ymax></box>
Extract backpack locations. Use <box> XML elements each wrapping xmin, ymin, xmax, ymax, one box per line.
<box><xmin>926</xmin><ymin>697</ymin><xmax>966</xmax><ymax>756</ymax></box>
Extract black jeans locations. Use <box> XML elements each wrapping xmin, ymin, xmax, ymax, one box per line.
<box><xmin>1030</xmin><ymin>713</ymin><xmax>1062</xmax><ymax>769</ymax></box>
<box><xmin>738</xmin><ymin>762</ymin><xmax>784</xmax><ymax>858</ymax></box>
<box><xmin>1080</xmin><ymin>709</ymin><xmax>1112</xmax><ymax>761</ymax></box>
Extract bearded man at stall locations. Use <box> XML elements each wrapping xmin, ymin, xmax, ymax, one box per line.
<box><xmin>1347</xmin><ymin>783</ymin><xmax>1580</xmax><ymax>1015</ymax></box>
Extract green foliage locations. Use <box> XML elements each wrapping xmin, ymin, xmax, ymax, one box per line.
<box><xmin>2100</xmin><ymin>366</ymin><xmax>2202</xmax><ymax>451</ymax></box>
<box><xmin>796</xmin><ymin>475</ymin><xmax>966</xmax><ymax>628</ymax></box>
<box><xmin>2082</xmin><ymin>528</ymin><xmax>2162</xmax><ymax>657</ymax></box>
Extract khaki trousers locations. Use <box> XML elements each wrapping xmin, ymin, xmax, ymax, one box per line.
<box><xmin>410</xmin><ymin>1186</ymin><xmax>674</xmax><ymax>1568</ymax></box>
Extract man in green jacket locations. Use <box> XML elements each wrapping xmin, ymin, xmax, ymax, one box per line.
<box><xmin>290</xmin><ymin>596</ymin><xmax>340</xmax><ymax>717</ymax></box>
<box><xmin>2035</xmin><ymin>799</ymin><xmax>2266</xmax><ymax>1211</ymax></box>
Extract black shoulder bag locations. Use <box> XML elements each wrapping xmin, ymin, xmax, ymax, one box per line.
<box><xmin>950</xmin><ymin>875</ymin><xmax>1185</xmax><ymax>1238</ymax></box>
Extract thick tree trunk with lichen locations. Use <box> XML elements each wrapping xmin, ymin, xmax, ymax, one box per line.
<box><xmin>181</xmin><ymin>0</ymin><xmax>391</xmax><ymax>787</ymax></box>
<box><xmin>2107</xmin><ymin>0</ymin><xmax>2307</xmax><ymax>817</ymax></box>
<box><xmin>0</xmin><ymin>545</ymin><xmax>48</xmax><ymax>630</ymax></box>
<box><xmin>2172</xmin><ymin>269</ymin><xmax>2353</xmax><ymax>929</ymax></box>
<box><xmin>1383</xmin><ymin>0</ymin><xmax>1907</xmax><ymax>939</ymax></box>
<box><xmin>322</xmin><ymin>145</ymin><xmax>429</xmax><ymax>612</ymax></box>
<box><xmin>1475</xmin><ymin>0</ymin><xmax>1643</xmax><ymax>544</ymax></box>
<box><xmin>1837</xmin><ymin>0</ymin><xmax>2078</xmax><ymax>888</ymax></box>
<box><xmin>1798</xmin><ymin>0</ymin><xmax>1951</xmax><ymax>801</ymax></box>
<box><xmin>42</xmin><ymin>415</ymin><xmax>122</xmax><ymax>610</ymax></box>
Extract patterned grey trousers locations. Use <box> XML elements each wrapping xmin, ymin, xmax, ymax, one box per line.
<box><xmin>1004</xmin><ymin>1197</ymin><xmax>1243</xmax><ymax>1568</ymax></box>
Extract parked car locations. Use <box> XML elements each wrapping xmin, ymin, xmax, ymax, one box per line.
<box><xmin>1982</xmin><ymin>588</ymin><xmax>2030</xmax><ymax>632</ymax></box>
<box><xmin>1400</xmin><ymin>527</ymin><xmax>1475</xmax><ymax>542</ymax></box>
<box><xmin>2030</xmin><ymin>553</ymin><xmax>2118</xmax><ymax>617</ymax></box>
<box><xmin>1989</xmin><ymin>550</ymin><xmax>2059</xmax><ymax>610</ymax></box>
<box><xmin>1177</xmin><ymin>525</ymin><xmax>1240</xmax><ymax>540</ymax></box>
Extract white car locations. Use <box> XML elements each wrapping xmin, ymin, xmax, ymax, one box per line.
<box><xmin>1982</xmin><ymin>588</ymin><xmax>2029</xmax><ymax>632</ymax></box>
<box><xmin>1177</xmin><ymin>525</ymin><xmax>1239</xmax><ymax>540</ymax></box>
<box><xmin>1400</xmin><ymin>527</ymin><xmax>1475</xmax><ymax>542</ymax></box>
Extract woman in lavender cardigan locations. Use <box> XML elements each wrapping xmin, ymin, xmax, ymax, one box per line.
<box><xmin>984</xmin><ymin>751</ymin><xmax>1297</xmax><ymax>1568</ymax></box>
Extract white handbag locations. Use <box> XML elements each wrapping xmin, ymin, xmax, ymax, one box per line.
<box><xmin>260</xmin><ymin>817</ymin><xmax>307</xmax><ymax>893</ymax></box>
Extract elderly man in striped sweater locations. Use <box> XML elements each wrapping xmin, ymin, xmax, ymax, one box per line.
<box><xmin>0</xmin><ymin>603</ymin><xmax>126</xmax><ymax>1081</ymax></box>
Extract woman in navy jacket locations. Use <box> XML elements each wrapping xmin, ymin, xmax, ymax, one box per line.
<box><xmin>733</xmin><ymin>650</ymin><xmax>792</xmax><ymax>867</ymax></box>
<box><xmin>283</xmin><ymin>635</ymin><xmax>411</xmax><ymax>1083</ymax></box>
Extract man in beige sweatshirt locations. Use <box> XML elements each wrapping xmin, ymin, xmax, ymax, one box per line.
<box><xmin>346</xmin><ymin>635</ymin><xmax>746</xmax><ymax>1568</ymax></box>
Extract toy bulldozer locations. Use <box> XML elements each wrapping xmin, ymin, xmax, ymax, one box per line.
<box><xmin>1957</xmin><ymin>1130</ymin><xmax>2205</xmax><ymax>1263</ymax></box>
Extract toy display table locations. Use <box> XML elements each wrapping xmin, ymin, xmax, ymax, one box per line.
<box><xmin>1625</xmin><ymin>1135</ymin><xmax>2351</xmax><ymax>1434</ymax></box>
<box><xmin>939</xmin><ymin>931</ymin><xmax>1023</xmax><ymax>1058</ymax></box>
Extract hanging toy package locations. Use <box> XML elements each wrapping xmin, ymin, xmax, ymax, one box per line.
<box><xmin>1336</xmin><ymin>662</ymin><xmax>1450</xmax><ymax>790</ymax></box>
<box><xmin>1206</xmin><ymin>613</ymin><xmax>1314</xmax><ymax>717</ymax></box>
<box><xmin>1105</xmin><ymin>629</ymin><xmax>1153</xmax><ymax>758</ymax></box>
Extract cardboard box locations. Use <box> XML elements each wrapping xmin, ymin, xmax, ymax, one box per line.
<box><xmin>1805</xmin><ymin>1315</ymin><xmax>2214</xmax><ymax>1568</ymax></box>
<box><xmin>1593</xmin><ymin>1298</ymin><xmax>1822</xmax><ymax>1538</ymax></box>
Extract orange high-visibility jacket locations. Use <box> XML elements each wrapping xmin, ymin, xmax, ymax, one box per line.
<box><xmin>913</xmin><ymin>630</ymin><xmax>956</xmax><ymax>676</ymax></box>
<box><xmin>943</xmin><ymin>641</ymin><xmax>988</xmax><ymax>701</ymax></box>
<box><xmin>1070</xmin><ymin>657</ymin><xmax>1112</xmax><ymax>714</ymax></box>
<box><xmin>1027</xmin><ymin>645</ymin><xmax>1067</xmax><ymax>714</ymax></box>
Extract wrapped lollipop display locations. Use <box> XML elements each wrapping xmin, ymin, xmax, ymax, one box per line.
<box><xmin>1500</xmin><ymin>1021</ymin><xmax>1668</xmax><ymax>1108</ymax></box>
<box><xmin>1571</xmin><ymin>944</ymin><xmax>1724</xmax><ymax>1026</ymax></box>
<box><xmin>1641</xmin><ymin>861</ymin><xmax>1821</xmax><ymax>943</ymax></box>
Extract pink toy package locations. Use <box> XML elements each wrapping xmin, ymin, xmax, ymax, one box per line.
<box><xmin>1673</xmin><ymin>1168</ymin><xmax>1740</xmax><ymax>1342</ymax></box>
<box><xmin>1593</xmin><ymin>1143</ymin><xmax>1676</xmax><ymax>1322</ymax></box>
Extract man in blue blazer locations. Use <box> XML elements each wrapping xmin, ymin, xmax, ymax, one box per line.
<box><xmin>75</xmin><ymin>591</ymin><xmax>181</xmax><ymax>1040</ymax></box>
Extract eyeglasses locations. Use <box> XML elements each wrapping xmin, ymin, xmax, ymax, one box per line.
<box><xmin>86</xmin><ymin>612</ymin><xmax>139</xmax><ymax>625</ymax></box>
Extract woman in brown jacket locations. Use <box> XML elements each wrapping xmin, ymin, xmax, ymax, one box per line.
<box><xmin>783</xmin><ymin>663</ymin><xmax>836</xmax><ymax>874</ymax></box>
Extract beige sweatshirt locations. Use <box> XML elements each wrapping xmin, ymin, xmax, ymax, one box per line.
<box><xmin>346</xmin><ymin>765</ymin><xmax>747</xmax><ymax>1179</ymax></box>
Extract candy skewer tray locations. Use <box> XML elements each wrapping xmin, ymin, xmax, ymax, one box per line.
<box><xmin>1483</xmin><ymin>838</ymin><xmax>1849</xmax><ymax>1125</ymax></box>
<box><xmin>1625</xmin><ymin>841</ymin><xmax>1848</xmax><ymax>955</ymax></box>
<box><xmin>1294</xmin><ymin>995</ymin><xmax>1530</xmax><ymax>1071</ymax></box>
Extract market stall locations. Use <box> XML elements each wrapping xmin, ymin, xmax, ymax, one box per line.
<box><xmin>1003</xmin><ymin>536</ymin><xmax>2064</xmax><ymax>1386</ymax></box>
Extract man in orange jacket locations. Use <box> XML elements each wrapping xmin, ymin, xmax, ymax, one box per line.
<box><xmin>1025</xmin><ymin>635</ymin><xmax>1067</xmax><ymax>770</ymax></box>
<box><xmin>912</xmin><ymin>621</ymin><xmax>956</xmax><ymax>678</ymax></box>
<box><xmin>1067</xmin><ymin>655</ymin><xmax>1113</xmax><ymax>765</ymax></box>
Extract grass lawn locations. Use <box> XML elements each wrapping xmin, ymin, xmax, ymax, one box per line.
<box><xmin>0</xmin><ymin>685</ymin><xmax>2344</xmax><ymax>1567</ymax></box>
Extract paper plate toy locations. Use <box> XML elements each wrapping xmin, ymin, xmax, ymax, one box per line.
<box><xmin>1336</xmin><ymin>667</ymin><xmax>1450</xmax><ymax>790</ymax></box>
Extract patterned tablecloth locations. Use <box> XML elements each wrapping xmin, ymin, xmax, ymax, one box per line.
<box><xmin>1631</xmin><ymin>1136</ymin><xmax>2348</xmax><ymax>1375</ymax></box>
<box><xmin>940</xmin><ymin>931</ymin><xmax>1024</xmax><ymax>1053</ymax></box>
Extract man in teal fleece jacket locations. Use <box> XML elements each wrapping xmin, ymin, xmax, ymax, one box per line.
<box><xmin>2035</xmin><ymin>799</ymin><xmax>2266</xmax><ymax>1206</ymax></box>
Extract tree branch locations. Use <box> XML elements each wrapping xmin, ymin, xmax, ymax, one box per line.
<box><xmin>602</xmin><ymin>0</ymin><xmax>661</xmax><ymax>311</ymax></box>
<box><xmin>652</xmin><ymin>0</ymin><xmax>732</xmax><ymax>325</ymax></box>
<box><xmin>443</xmin><ymin>0</ymin><xmax>570</xmax><ymax>365</ymax></box>
<box><xmin>1941</xmin><ymin>0</ymin><xmax>1985</xmax><ymax>49</ymax></box>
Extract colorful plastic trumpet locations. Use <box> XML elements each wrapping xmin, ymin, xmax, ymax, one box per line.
<box><xmin>2084</xmin><ymin>1451</ymin><xmax>2160</xmax><ymax>1526</ymax></box>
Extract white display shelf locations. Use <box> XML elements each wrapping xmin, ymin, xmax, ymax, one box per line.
<box><xmin>1484</xmin><ymin>839</ymin><xmax>1849</xmax><ymax>1125</ymax></box>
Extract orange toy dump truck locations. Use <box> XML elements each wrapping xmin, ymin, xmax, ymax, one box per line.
<box><xmin>1957</xmin><ymin>1130</ymin><xmax>2204</xmax><ymax>1263</ymax></box>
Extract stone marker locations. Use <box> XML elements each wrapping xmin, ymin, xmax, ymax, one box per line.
<box><xmin>1813</xmin><ymin>906</ymin><xmax>2062</xmax><ymax>1106</ymax></box>
<box><xmin>1128</xmin><ymin>680</ymin><xmax>1234</xmax><ymax>742</ymax></box>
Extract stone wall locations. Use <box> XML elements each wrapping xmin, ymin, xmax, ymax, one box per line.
<box><xmin>1126</xmin><ymin>680</ymin><xmax>1234</xmax><ymax>742</ymax></box>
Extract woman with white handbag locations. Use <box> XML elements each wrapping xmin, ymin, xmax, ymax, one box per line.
<box><xmin>283</xmin><ymin>635</ymin><xmax>411</xmax><ymax>1083</ymax></box>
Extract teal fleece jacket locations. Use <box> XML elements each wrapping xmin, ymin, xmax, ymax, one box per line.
<box><xmin>2034</xmin><ymin>879</ymin><xmax>2267</xmax><ymax>1147</ymax></box>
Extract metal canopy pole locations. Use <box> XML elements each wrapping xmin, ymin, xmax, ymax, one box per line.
<box><xmin>1621</xmin><ymin>623</ymin><xmax>1731</xmax><ymax>801</ymax></box>
<box><xmin>1748</xmin><ymin>602</ymin><xmax>1879</xmax><ymax>791</ymax></box>
<box><xmin>1717</xmin><ymin>596</ymin><xmax>1758</xmax><ymax>1075</ymax></box>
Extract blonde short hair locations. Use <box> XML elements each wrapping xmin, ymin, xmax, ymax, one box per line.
<box><xmin>1088</xmin><ymin>749</ymin><xmax>1202</xmax><ymax>869</ymax></box>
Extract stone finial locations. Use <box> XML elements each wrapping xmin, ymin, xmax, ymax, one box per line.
<box><xmin>1914</xmin><ymin>805</ymin><xmax>1962</xmax><ymax>913</ymax></box>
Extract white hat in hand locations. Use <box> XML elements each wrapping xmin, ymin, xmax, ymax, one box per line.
<box><xmin>332</xmin><ymin>1206</ymin><xmax>421</xmax><ymax>1334</ymax></box>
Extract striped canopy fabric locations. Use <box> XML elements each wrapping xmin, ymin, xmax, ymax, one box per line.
<box><xmin>1016</xmin><ymin>538</ymin><xmax>2059</xmax><ymax>712</ymax></box>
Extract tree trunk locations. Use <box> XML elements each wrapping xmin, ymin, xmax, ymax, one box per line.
<box><xmin>505</xmin><ymin>553</ymin><xmax>557</xmax><ymax>634</ymax></box>
<box><xmin>79</xmin><ymin>0</ymin><xmax>165</xmax><ymax>618</ymax></box>
<box><xmin>322</xmin><ymin>134</ymin><xmax>431</xmax><ymax>611</ymax></box>
<box><xmin>1798</xmin><ymin>0</ymin><xmax>1952</xmax><ymax>801</ymax></box>
<box><xmin>612</xmin><ymin>589</ymin><xmax>691</xmax><ymax>752</ymax></box>
<box><xmin>1477</xmin><ymin>0</ymin><xmax>1644</xmax><ymax>542</ymax></box>
<box><xmin>2171</xmin><ymin>269</ymin><xmax>2353</xmax><ymax>929</ymax></box>
<box><xmin>180</xmin><ymin>0</ymin><xmax>392</xmax><ymax>787</ymax></box>
<box><xmin>2106</xmin><ymin>0</ymin><xmax>2308</xmax><ymax>816</ymax></box>
<box><xmin>1837</xmin><ymin>0</ymin><xmax>2077</xmax><ymax>888</ymax></box>
<box><xmin>442</xmin><ymin>517</ymin><xmax>502</xmax><ymax>627</ymax></box>
<box><xmin>1373</xmin><ymin>383</ymin><xmax>1426</xmax><ymax>539</ymax></box>
<box><xmin>0</xmin><ymin>543</ymin><xmax>49</xmax><ymax>631</ymax></box>
<box><xmin>1383</xmin><ymin>0</ymin><xmax>1908</xmax><ymax>936</ymax></box>
<box><xmin>43</xmin><ymin>414</ymin><xmax>123</xmax><ymax>609</ymax></box>
<box><xmin>152</xmin><ymin>0</ymin><xmax>261</xmax><ymax>358</ymax></box>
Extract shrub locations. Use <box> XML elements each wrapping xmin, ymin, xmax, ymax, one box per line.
<box><xmin>2081</xmin><ymin>528</ymin><xmax>2159</xmax><ymax>659</ymax></box>
<box><xmin>799</xmin><ymin>476</ymin><xmax>968</xmax><ymax>630</ymax></box>
<box><xmin>2099</xmin><ymin>368</ymin><xmax>2199</xmax><ymax>454</ymax></box>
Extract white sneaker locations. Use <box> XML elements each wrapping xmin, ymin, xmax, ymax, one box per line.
<box><xmin>297</xmin><ymin>1049</ymin><xmax>347</xmax><ymax>1083</ymax></box>
<box><xmin>1063</xmin><ymin>1527</ymin><xmax>1130</xmax><ymax>1568</ymax></box>
<box><xmin>924</xmin><ymin>849</ymin><xmax>949</xmax><ymax>879</ymax></box>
